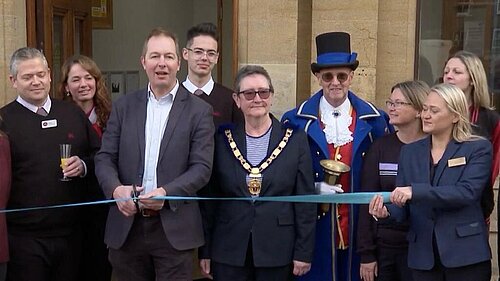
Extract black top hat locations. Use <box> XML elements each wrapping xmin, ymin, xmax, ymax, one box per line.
<box><xmin>311</xmin><ymin>32</ymin><xmax>359</xmax><ymax>73</ymax></box>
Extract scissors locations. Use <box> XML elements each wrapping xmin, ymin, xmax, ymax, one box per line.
<box><xmin>131</xmin><ymin>184</ymin><xmax>140</xmax><ymax>212</ymax></box>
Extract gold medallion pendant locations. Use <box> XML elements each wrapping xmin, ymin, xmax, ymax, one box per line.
<box><xmin>248</xmin><ymin>170</ymin><xmax>262</xmax><ymax>195</ymax></box>
<box><xmin>225</xmin><ymin>128</ymin><xmax>293</xmax><ymax>197</ymax></box>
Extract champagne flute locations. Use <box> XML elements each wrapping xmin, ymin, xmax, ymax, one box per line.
<box><xmin>60</xmin><ymin>144</ymin><xmax>72</xmax><ymax>181</ymax></box>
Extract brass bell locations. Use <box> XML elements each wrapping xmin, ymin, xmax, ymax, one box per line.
<box><xmin>319</xmin><ymin>159</ymin><xmax>350</xmax><ymax>214</ymax></box>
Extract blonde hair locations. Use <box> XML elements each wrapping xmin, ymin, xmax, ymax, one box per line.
<box><xmin>448</xmin><ymin>51</ymin><xmax>492</xmax><ymax>109</ymax></box>
<box><xmin>430</xmin><ymin>83</ymin><xmax>476</xmax><ymax>142</ymax></box>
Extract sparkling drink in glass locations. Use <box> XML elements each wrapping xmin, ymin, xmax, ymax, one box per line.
<box><xmin>60</xmin><ymin>144</ymin><xmax>72</xmax><ymax>181</ymax></box>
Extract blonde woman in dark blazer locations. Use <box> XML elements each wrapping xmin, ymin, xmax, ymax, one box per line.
<box><xmin>370</xmin><ymin>84</ymin><xmax>492</xmax><ymax>281</ymax></box>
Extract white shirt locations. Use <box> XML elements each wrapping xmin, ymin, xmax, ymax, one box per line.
<box><xmin>142</xmin><ymin>81</ymin><xmax>179</xmax><ymax>193</ymax></box>
<box><xmin>182</xmin><ymin>76</ymin><xmax>214</xmax><ymax>96</ymax></box>
<box><xmin>88</xmin><ymin>107</ymin><xmax>97</xmax><ymax>124</ymax></box>
<box><xmin>16</xmin><ymin>96</ymin><xmax>51</xmax><ymax>114</ymax></box>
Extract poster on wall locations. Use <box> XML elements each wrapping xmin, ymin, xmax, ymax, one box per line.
<box><xmin>456</xmin><ymin>0</ymin><xmax>471</xmax><ymax>16</ymax></box>
<box><xmin>493</xmin><ymin>29</ymin><xmax>500</xmax><ymax>52</ymax></box>
<box><xmin>463</xmin><ymin>20</ymin><xmax>484</xmax><ymax>57</ymax></box>
<box><xmin>92</xmin><ymin>0</ymin><xmax>113</xmax><ymax>29</ymax></box>
<box><xmin>491</xmin><ymin>54</ymin><xmax>500</xmax><ymax>92</ymax></box>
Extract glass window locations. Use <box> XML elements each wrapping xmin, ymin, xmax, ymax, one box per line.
<box><xmin>74</xmin><ymin>19</ymin><xmax>83</xmax><ymax>55</ymax></box>
<box><xmin>52</xmin><ymin>15</ymin><xmax>64</xmax><ymax>97</ymax></box>
<box><xmin>418</xmin><ymin>0</ymin><xmax>499</xmax><ymax>109</ymax></box>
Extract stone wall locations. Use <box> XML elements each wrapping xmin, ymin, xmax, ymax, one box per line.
<box><xmin>0</xmin><ymin>0</ymin><xmax>26</xmax><ymax>107</ymax></box>
<box><xmin>237</xmin><ymin>0</ymin><xmax>299</xmax><ymax>118</ymax></box>
<box><xmin>236</xmin><ymin>0</ymin><xmax>418</xmax><ymax>116</ymax></box>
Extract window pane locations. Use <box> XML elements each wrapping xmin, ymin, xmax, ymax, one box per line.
<box><xmin>418</xmin><ymin>0</ymin><xmax>498</xmax><ymax>109</ymax></box>
<box><xmin>74</xmin><ymin>19</ymin><xmax>82</xmax><ymax>55</ymax></box>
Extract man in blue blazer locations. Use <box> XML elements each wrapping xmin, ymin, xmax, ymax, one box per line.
<box><xmin>95</xmin><ymin>27</ymin><xmax>215</xmax><ymax>281</ymax></box>
<box><xmin>282</xmin><ymin>32</ymin><xmax>392</xmax><ymax>281</ymax></box>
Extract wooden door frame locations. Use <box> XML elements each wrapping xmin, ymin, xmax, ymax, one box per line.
<box><xmin>414</xmin><ymin>0</ymin><xmax>421</xmax><ymax>79</ymax></box>
<box><xmin>25</xmin><ymin>0</ymin><xmax>92</xmax><ymax>98</ymax></box>
<box><xmin>216</xmin><ymin>0</ymin><xmax>239</xmax><ymax>84</ymax></box>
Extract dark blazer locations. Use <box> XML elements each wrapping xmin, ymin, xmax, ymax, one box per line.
<box><xmin>388</xmin><ymin>136</ymin><xmax>492</xmax><ymax>270</ymax></box>
<box><xmin>201</xmin><ymin>117</ymin><xmax>316</xmax><ymax>267</ymax></box>
<box><xmin>95</xmin><ymin>85</ymin><xmax>215</xmax><ymax>250</ymax></box>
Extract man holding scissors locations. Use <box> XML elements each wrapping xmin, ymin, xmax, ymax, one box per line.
<box><xmin>95</xmin><ymin>27</ymin><xmax>214</xmax><ymax>281</ymax></box>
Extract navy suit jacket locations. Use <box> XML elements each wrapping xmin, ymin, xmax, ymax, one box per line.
<box><xmin>200</xmin><ymin>117</ymin><xmax>316</xmax><ymax>267</ymax></box>
<box><xmin>388</xmin><ymin>136</ymin><xmax>492</xmax><ymax>270</ymax></box>
<box><xmin>95</xmin><ymin>85</ymin><xmax>215</xmax><ymax>250</ymax></box>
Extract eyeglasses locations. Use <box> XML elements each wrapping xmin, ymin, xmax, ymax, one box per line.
<box><xmin>321</xmin><ymin>72</ymin><xmax>350</xmax><ymax>83</ymax></box>
<box><xmin>238</xmin><ymin>88</ymin><xmax>272</xmax><ymax>100</ymax></box>
<box><xmin>186</xmin><ymin>48</ymin><xmax>218</xmax><ymax>60</ymax></box>
<box><xmin>385</xmin><ymin>100</ymin><xmax>413</xmax><ymax>108</ymax></box>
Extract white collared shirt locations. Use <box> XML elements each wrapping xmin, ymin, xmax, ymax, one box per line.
<box><xmin>142</xmin><ymin>81</ymin><xmax>179</xmax><ymax>193</ymax></box>
<box><xmin>182</xmin><ymin>76</ymin><xmax>214</xmax><ymax>96</ymax></box>
<box><xmin>320</xmin><ymin>96</ymin><xmax>353</xmax><ymax>147</ymax></box>
<box><xmin>16</xmin><ymin>95</ymin><xmax>51</xmax><ymax>114</ymax></box>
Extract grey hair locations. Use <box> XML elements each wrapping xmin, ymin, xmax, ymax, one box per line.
<box><xmin>9</xmin><ymin>47</ymin><xmax>49</xmax><ymax>77</ymax></box>
<box><xmin>234</xmin><ymin>65</ymin><xmax>274</xmax><ymax>93</ymax></box>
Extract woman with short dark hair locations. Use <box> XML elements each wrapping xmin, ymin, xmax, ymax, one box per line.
<box><xmin>199</xmin><ymin>65</ymin><xmax>316</xmax><ymax>280</ymax></box>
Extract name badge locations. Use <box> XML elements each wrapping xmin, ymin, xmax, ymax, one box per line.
<box><xmin>448</xmin><ymin>157</ymin><xmax>466</xmax><ymax>167</ymax></box>
<box><xmin>41</xmin><ymin>119</ymin><xmax>57</xmax><ymax>129</ymax></box>
<box><xmin>379</xmin><ymin>162</ymin><xmax>398</xmax><ymax>176</ymax></box>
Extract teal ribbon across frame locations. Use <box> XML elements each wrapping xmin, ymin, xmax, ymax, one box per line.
<box><xmin>0</xmin><ymin>192</ymin><xmax>391</xmax><ymax>214</ymax></box>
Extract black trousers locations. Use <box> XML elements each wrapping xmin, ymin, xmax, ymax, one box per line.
<box><xmin>78</xmin><ymin>204</ymin><xmax>111</xmax><ymax>281</ymax></box>
<box><xmin>7</xmin><ymin>231</ymin><xmax>82</xmax><ymax>281</ymax></box>
<box><xmin>412</xmin><ymin>260</ymin><xmax>491</xmax><ymax>281</ymax></box>
<box><xmin>212</xmin><ymin>238</ymin><xmax>292</xmax><ymax>281</ymax></box>
<box><xmin>376</xmin><ymin>247</ymin><xmax>413</xmax><ymax>281</ymax></box>
<box><xmin>108</xmin><ymin>216</ymin><xmax>193</xmax><ymax>281</ymax></box>
<box><xmin>0</xmin><ymin>262</ymin><xmax>6</xmax><ymax>281</ymax></box>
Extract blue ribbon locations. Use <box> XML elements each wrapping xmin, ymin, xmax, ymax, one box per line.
<box><xmin>0</xmin><ymin>192</ymin><xmax>391</xmax><ymax>214</ymax></box>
